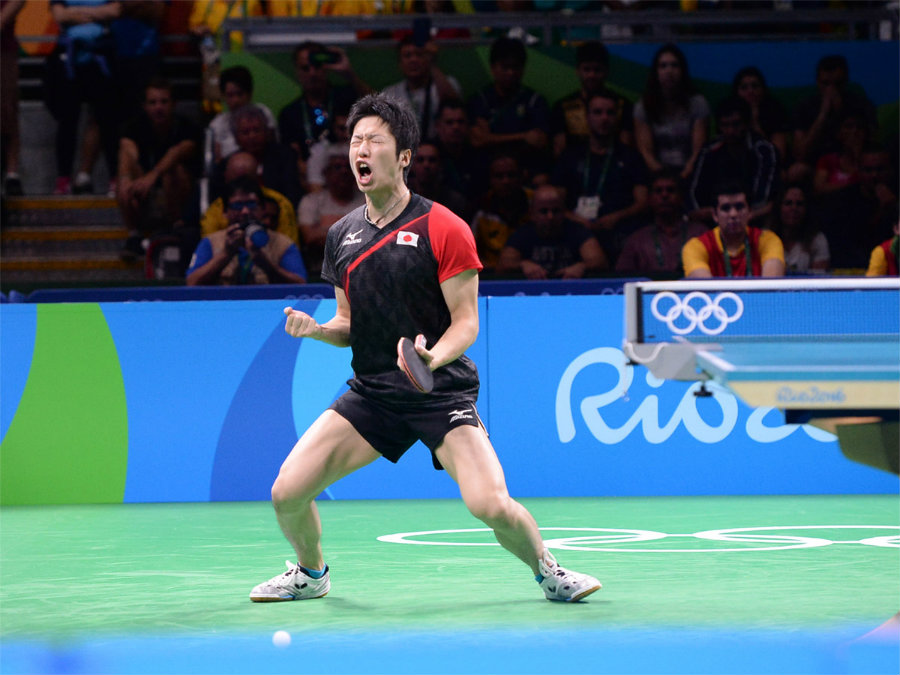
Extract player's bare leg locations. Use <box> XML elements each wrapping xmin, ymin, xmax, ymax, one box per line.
<box><xmin>436</xmin><ymin>425</ymin><xmax>545</xmax><ymax>572</ymax></box>
<box><xmin>250</xmin><ymin>411</ymin><xmax>379</xmax><ymax>601</ymax></box>
<box><xmin>436</xmin><ymin>425</ymin><xmax>602</xmax><ymax>601</ymax></box>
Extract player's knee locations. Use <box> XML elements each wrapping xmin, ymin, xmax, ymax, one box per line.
<box><xmin>270</xmin><ymin>472</ymin><xmax>313</xmax><ymax>511</ymax></box>
<box><xmin>466</xmin><ymin>492</ymin><xmax>514</xmax><ymax>528</ymax></box>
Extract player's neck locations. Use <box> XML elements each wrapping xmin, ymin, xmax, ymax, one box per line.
<box><xmin>365</xmin><ymin>187</ymin><xmax>410</xmax><ymax>227</ymax></box>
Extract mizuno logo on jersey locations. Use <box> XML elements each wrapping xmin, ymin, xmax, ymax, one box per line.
<box><xmin>397</xmin><ymin>232</ymin><xmax>419</xmax><ymax>247</ymax></box>
<box><xmin>341</xmin><ymin>229</ymin><xmax>364</xmax><ymax>246</ymax></box>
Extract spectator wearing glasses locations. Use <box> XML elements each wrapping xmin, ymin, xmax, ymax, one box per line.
<box><xmin>186</xmin><ymin>176</ymin><xmax>307</xmax><ymax>285</ymax></box>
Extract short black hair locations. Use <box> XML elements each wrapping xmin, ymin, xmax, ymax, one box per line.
<box><xmin>223</xmin><ymin>175</ymin><xmax>264</xmax><ymax>205</ymax></box>
<box><xmin>347</xmin><ymin>93</ymin><xmax>420</xmax><ymax>180</ymax></box>
<box><xmin>576</xmin><ymin>41</ymin><xmax>609</xmax><ymax>68</ymax></box>
<box><xmin>715</xmin><ymin>95</ymin><xmax>751</xmax><ymax>124</ymax></box>
<box><xmin>649</xmin><ymin>167</ymin><xmax>684</xmax><ymax>192</ymax></box>
<box><xmin>219</xmin><ymin>65</ymin><xmax>254</xmax><ymax>95</ymax></box>
<box><xmin>489</xmin><ymin>36</ymin><xmax>526</xmax><ymax>67</ymax></box>
<box><xmin>817</xmin><ymin>54</ymin><xmax>848</xmax><ymax>75</ymax></box>
<box><xmin>585</xmin><ymin>87</ymin><xmax>619</xmax><ymax>108</ymax></box>
<box><xmin>712</xmin><ymin>180</ymin><xmax>749</xmax><ymax>204</ymax></box>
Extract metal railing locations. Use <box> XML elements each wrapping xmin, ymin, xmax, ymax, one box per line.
<box><xmin>221</xmin><ymin>6</ymin><xmax>899</xmax><ymax>51</ymax></box>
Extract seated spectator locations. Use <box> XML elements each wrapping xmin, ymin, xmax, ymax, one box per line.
<box><xmin>682</xmin><ymin>181</ymin><xmax>785</xmax><ymax>278</ymax></box>
<box><xmin>186</xmin><ymin>176</ymin><xmax>307</xmax><ymax>286</ymax></box>
<box><xmin>432</xmin><ymin>99</ymin><xmax>483</xmax><ymax>201</ymax></box>
<box><xmin>616</xmin><ymin>169</ymin><xmax>708</xmax><ymax>277</ymax></box>
<box><xmin>208</xmin><ymin>65</ymin><xmax>279</xmax><ymax>162</ymax></box>
<box><xmin>790</xmin><ymin>54</ymin><xmax>877</xmax><ymax>182</ymax></box>
<box><xmin>633</xmin><ymin>43</ymin><xmax>710</xmax><ymax>180</ymax></box>
<box><xmin>815</xmin><ymin>142</ymin><xmax>898</xmax><ymax>270</ymax></box>
<box><xmin>550</xmin><ymin>40</ymin><xmax>633</xmax><ymax>157</ymax></box>
<box><xmin>467</xmin><ymin>36</ymin><xmax>551</xmax><ymax>182</ymax></box>
<box><xmin>688</xmin><ymin>96</ymin><xmax>779</xmax><ymax>225</ymax></box>
<box><xmin>812</xmin><ymin>109</ymin><xmax>868</xmax><ymax>196</ymax></box>
<box><xmin>117</xmin><ymin>77</ymin><xmax>201</xmax><ymax>259</ymax></box>
<box><xmin>731</xmin><ymin>65</ymin><xmax>790</xmax><ymax>164</ymax></box>
<box><xmin>768</xmin><ymin>182</ymin><xmax>830</xmax><ymax>274</ymax></box>
<box><xmin>201</xmin><ymin>151</ymin><xmax>298</xmax><ymax>245</ymax></box>
<box><xmin>497</xmin><ymin>184</ymin><xmax>608</xmax><ymax>280</ymax></box>
<box><xmin>865</xmin><ymin>216</ymin><xmax>899</xmax><ymax>277</ymax></box>
<box><xmin>407</xmin><ymin>141</ymin><xmax>473</xmax><ymax>224</ymax></box>
<box><xmin>551</xmin><ymin>89</ymin><xmax>649</xmax><ymax>264</ymax></box>
<box><xmin>212</xmin><ymin>104</ymin><xmax>302</xmax><ymax>208</ymax></box>
<box><xmin>297</xmin><ymin>144</ymin><xmax>365</xmax><ymax>280</ymax></box>
<box><xmin>470</xmin><ymin>152</ymin><xmax>533</xmax><ymax>273</ymax></box>
<box><xmin>381</xmin><ymin>35</ymin><xmax>461</xmax><ymax>140</ymax></box>
<box><xmin>278</xmin><ymin>41</ymin><xmax>369</xmax><ymax>189</ymax></box>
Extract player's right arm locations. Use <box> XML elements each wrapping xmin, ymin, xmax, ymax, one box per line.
<box><xmin>283</xmin><ymin>287</ymin><xmax>351</xmax><ymax>347</ymax></box>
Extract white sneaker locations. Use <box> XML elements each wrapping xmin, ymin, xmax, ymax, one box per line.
<box><xmin>538</xmin><ymin>551</ymin><xmax>601</xmax><ymax>602</ymax></box>
<box><xmin>249</xmin><ymin>560</ymin><xmax>330</xmax><ymax>602</ymax></box>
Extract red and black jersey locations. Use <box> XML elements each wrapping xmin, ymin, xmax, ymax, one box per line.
<box><xmin>321</xmin><ymin>193</ymin><xmax>484</xmax><ymax>404</ymax></box>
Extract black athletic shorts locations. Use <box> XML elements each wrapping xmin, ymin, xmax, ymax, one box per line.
<box><xmin>329</xmin><ymin>389</ymin><xmax>487</xmax><ymax>470</ymax></box>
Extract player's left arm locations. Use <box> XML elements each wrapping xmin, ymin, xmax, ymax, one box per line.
<box><xmin>415</xmin><ymin>269</ymin><xmax>480</xmax><ymax>371</ymax></box>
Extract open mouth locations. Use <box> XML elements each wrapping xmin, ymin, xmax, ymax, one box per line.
<box><xmin>355</xmin><ymin>162</ymin><xmax>372</xmax><ymax>185</ymax></box>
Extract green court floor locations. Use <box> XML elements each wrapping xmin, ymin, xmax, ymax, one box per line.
<box><xmin>1</xmin><ymin>495</ymin><xmax>898</xmax><ymax>674</ymax></box>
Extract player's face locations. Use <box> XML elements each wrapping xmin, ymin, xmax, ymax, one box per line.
<box><xmin>713</xmin><ymin>193</ymin><xmax>750</xmax><ymax>237</ymax></box>
<box><xmin>349</xmin><ymin>116</ymin><xmax>410</xmax><ymax>195</ymax></box>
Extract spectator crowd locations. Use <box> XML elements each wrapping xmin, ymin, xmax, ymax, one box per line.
<box><xmin>1</xmin><ymin>0</ymin><xmax>897</xmax><ymax>283</ymax></box>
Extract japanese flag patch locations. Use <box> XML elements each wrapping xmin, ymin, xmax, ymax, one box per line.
<box><xmin>397</xmin><ymin>231</ymin><xmax>419</xmax><ymax>247</ymax></box>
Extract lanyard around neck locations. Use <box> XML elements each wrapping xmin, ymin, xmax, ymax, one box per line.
<box><xmin>583</xmin><ymin>143</ymin><xmax>615</xmax><ymax>196</ymax></box>
<box><xmin>721</xmin><ymin>232</ymin><xmax>753</xmax><ymax>277</ymax></box>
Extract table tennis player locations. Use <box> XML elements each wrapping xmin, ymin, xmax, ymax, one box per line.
<box><xmin>250</xmin><ymin>93</ymin><xmax>601</xmax><ymax>604</ymax></box>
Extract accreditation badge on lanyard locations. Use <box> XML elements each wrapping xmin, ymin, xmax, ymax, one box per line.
<box><xmin>575</xmin><ymin>195</ymin><xmax>601</xmax><ymax>220</ymax></box>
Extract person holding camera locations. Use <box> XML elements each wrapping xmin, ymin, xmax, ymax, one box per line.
<box><xmin>278</xmin><ymin>41</ymin><xmax>371</xmax><ymax>191</ymax></box>
<box><xmin>186</xmin><ymin>176</ymin><xmax>307</xmax><ymax>286</ymax></box>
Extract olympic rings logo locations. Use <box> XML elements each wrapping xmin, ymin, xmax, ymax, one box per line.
<box><xmin>378</xmin><ymin>526</ymin><xmax>900</xmax><ymax>553</ymax></box>
<box><xmin>650</xmin><ymin>291</ymin><xmax>744</xmax><ymax>336</ymax></box>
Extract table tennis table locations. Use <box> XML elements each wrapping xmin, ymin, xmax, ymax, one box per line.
<box><xmin>622</xmin><ymin>278</ymin><xmax>900</xmax><ymax>474</ymax></box>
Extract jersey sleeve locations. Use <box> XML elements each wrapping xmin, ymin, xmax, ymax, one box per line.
<box><xmin>428</xmin><ymin>202</ymin><xmax>484</xmax><ymax>283</ymax></box>
<box><xmin>866</xmin><ymin>244</ymin><xmax>888</xmax><ymax>277</ymax></box>
<box><xmin>758</xmin><ymin>229</ymin><xmax>785</xmax><ymax>264</ymax></box>
<box><xmin>681</xmin><ymin>235</ymin><xmax>710</xmax><ymax>277</ymax></box>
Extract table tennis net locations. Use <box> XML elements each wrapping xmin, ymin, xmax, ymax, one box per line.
<box><xmin>625</xmin><ymin>278</ymin><xmax>900</xmax><ymax>344</ymax></box>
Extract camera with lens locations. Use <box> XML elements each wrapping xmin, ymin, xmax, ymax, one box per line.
<box><xmin>310</xmin><ymin>48</ymin><xmax>339</xmax><ymax>66</ymax></box>
<box><xmin>241</xmin><ymin>220</ymin><xmax>269</xmax><ymax>248</ymax></box>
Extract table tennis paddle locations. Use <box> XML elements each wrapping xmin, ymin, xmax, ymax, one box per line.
<box><xmin>397</xmin><ymin>336</ymin><xmax>434</xmax><ymax>393</ymax></box>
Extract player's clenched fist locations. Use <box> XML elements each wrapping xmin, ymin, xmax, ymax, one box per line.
<box><xmin>283</xmin><ymin>306</ymin><xmax>321</xmax><ymax>339</ymax></box>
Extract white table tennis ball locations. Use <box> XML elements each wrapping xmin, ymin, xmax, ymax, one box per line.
<box><xmin>272</xmin><ymin>630</ymin><xmax>291</xmax><ymax>647</ymax></box>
